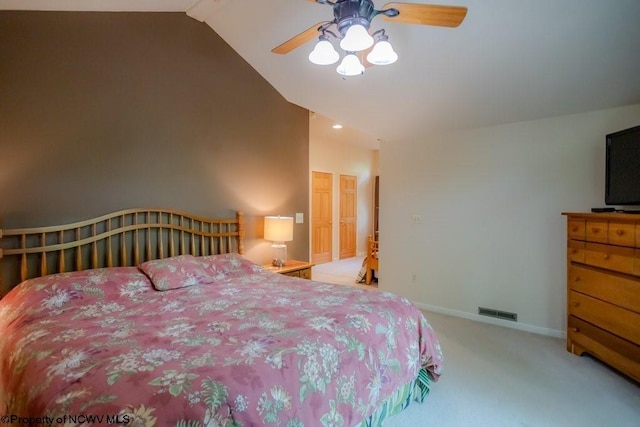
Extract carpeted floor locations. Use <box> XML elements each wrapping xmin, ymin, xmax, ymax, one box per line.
<box><xmin>312</xmin><ymin>257</ymin><xmax>640</xmax><ymax>427</ymax></box>
<box><xmin>312</xmin><ymin>256</ymin><xmax>375</xmax><ymax>289</ymax></box>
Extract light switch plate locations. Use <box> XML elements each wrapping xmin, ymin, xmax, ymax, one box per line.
<box><xmin>295</xmin><ymin>213</ymin><xmax>304</xmax><ymax>224</ymax></box>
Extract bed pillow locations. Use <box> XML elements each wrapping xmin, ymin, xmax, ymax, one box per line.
<box><xmin>138</xmin><ymin>255</ymin><xmax>222</xmax><ymax>291</ymax></box>
<box><xmin>199</xmin><ymin>253</ymin><xmax>264</xmax><ymax>277</ymax></box>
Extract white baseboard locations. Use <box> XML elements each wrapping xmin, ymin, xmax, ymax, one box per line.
<box><xmin>413</xmin><ymin>301</ymin><xmax>566</xmax><ymax>339</ymax></box>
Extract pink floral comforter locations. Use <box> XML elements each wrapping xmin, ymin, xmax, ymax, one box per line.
<box><xmin>0</xmin><ymin>254</ymin><xmax>443</xmax><ymax>426</ymax></box>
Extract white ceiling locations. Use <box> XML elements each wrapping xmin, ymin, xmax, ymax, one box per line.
<box><xmin>3</xmin><ymin>0</ymin><xmax>640</xmax><ymax>149</ymax></box>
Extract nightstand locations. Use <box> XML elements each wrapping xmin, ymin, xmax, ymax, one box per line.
<box><xmin>262</xmin><ymin>260</ymin><xmax>314</xmax><ymax>280</ymax></box>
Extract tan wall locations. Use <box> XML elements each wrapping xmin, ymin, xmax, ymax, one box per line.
<box><xmin>381</xmin><ymin>104</ymin><xmax>640</xmax><ymax>336</ymax></box>
<box><xmin>0</xmin><ymin>11</ymin><xmax>310</xmax><ymax>292</ymax></box>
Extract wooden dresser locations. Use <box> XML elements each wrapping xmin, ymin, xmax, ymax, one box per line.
<box><xmin>562</xmin><ymin>212</ymin><xmax>640</xmax><ymax>382</ymax></box>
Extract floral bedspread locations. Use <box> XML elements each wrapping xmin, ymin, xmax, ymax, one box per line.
<box><xmin>0</xmin><ymin>254</ymin><xmax>443</xmax><ymax>426</ymax></box>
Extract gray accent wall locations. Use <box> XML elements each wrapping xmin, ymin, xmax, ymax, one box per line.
<box><xmin>0</xmin><ymin>11</ymin><xmax>309</xmax><ymax>293</ymax></box>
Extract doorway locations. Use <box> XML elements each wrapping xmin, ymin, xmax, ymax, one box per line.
<box><xmin>374</xmin><ymin>175</ymin><xmax>379</xmax><ymax>239</ymax></box>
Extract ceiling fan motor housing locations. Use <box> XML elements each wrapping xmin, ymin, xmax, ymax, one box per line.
<box><xmin>334</xmin><ymin>0</ymin><xmax>376</xmax><ymax>35</ymax></box>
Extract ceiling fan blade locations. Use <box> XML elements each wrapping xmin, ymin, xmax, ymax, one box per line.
<box><xmin>381</xmin><ymin>3</ymin><xmax>468</xmax><ymax>27</ymax></box>
<box><xmin>272</xmin><ymin>21</ymin><xmax>329</xmax><ymax>54</ymax></box>
<box><xmin>358</xmin><ymin>46</ymin><xmax>375</xmax><ymax>68</ymax></box>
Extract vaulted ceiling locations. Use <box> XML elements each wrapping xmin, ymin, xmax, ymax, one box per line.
<box><xmin>3</xmin><ymin>0</ymin><xmax>640</xmax><ymax>148</ymax></box>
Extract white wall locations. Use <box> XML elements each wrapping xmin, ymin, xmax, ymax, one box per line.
<box><xmin>380</xmin><ymin>104</ymin><xmax>640</xmax><ymax>336</ymax></box>
<box><xmin>310</xmin><ymin>137</ymin><xmax>379</xmax><ymax>260</ymax></box>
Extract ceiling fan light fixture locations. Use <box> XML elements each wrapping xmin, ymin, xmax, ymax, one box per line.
<box><xmin>366</xmin><ymin>39</ymin><xmax>398</xmax><ymax>65</ymax></box>
<box><xmin>339</xmin><ymin>23</ymin><xmax>374</xmax><ymax>52</ymax></box>
<box><xmin>336</xmin><ymin>53</ymin><xmax>365</xmax><ymax>76</ymax></box>
<box><xmin>309</xmin><ymin>38</ymin><xmax>339</xmax><ymax>65</ymax></box>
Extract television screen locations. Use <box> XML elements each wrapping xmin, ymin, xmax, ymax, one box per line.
<box><xmin>605</xmin><ymin>125</ymin><xmax>640</xmax><ymax>205</ymax></box>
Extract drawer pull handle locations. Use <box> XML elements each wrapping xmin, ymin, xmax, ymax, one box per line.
<box><xmin>571</xmin><ymin>249</ymin><xmax>578</xmax><ymax>254</ymax></box>
<box><xmin>572</xmin><ymin>302</ymin><xmax>580</xmax><ymax>308</ymax></box>
<box><xmin>574</xmin><ymin>276</ymin><xmax>581</xmax><ymax>282</ymax></box>
<box><xmin>572</xmin><ymin>227</ymin><xmax>578</xmax><ymax>232</ymax></box>
<box><xmin>571</xmin><ymin>327</ymin><xmax>579</xmax><ymax>333</ymax></box>
<box><xmin>603</xmin><ymin>254</ymin><xmax>610</xmax><ymax>260</ymax></box>
<box><xmin>591</xmin><ymin>228</ymin><xmax>599</xmax><ymax>233</ymax></box>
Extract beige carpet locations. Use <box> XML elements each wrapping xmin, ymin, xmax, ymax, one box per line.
<box><xmin>312</xmin><ymin>257</ymin><xmax>640</xmax><ymax>427</ymax></box>
<box><xmin>312</xmin><ymin>256</ymin><xmax>375</xmax><ymax>289</ymax></box>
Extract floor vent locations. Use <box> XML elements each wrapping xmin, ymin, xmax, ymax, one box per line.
<box><xmin>478</xmin><ymin>307</ymin><xmax>518</xmax><ymax>322</ymax></box>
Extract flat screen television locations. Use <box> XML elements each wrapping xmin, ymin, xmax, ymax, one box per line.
<box><xmin>605</xmin><ymin>125</ymin><xmax>640</xmax><ymax>206</ymax></box>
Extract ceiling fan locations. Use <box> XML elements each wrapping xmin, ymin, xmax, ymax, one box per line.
<box><xmin>272</xmin><ymin>0</ymin><xmax>468</xmax><ymax>76</ymax></box>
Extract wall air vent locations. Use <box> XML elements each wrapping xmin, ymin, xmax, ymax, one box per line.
<box><xmin>478</xmin><ymin>307</ymin><xmax>518</xmax><ymax>322</ymax></box>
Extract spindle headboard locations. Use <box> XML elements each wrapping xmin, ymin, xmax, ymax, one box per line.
<box><xmin>0</xmin><ymin>208</ymin><xmax>244</xmax><ymax>294</ymax></box>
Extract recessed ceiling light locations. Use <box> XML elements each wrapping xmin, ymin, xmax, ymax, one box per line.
<box><xmin>332</xmin><ymin>124</ymin><xmax>343</xmax><ymax>129</ymax></box>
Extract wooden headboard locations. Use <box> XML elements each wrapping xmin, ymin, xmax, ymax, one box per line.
<box><xmin>0</xmin><ymin>208</ymin><xmax>244</xmax><ymax>293</ymax></box>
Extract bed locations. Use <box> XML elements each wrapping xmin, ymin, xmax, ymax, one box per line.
<box><xmin>0</xmin><ymin>208</ymin><xmax>443</xmax><ymax>426</ymax></box>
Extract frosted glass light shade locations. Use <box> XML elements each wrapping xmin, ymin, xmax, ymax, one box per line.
<box><xmin>339</xmin><ymin>24</ymin><xmax>374</xmax><ymax>52</ymax></box>
<box><xmin>336</xmin><ymin>53</ymin><xmax>365</xmax><ymax>76</ymax></box>
<box><xmin>366</xmin><ymin>40</ymin><xmax>398</xmax><ymax>65</ymax></box>
<box><xmin>309</xmin><ymin>39</ymin><xmax>340</xmax><ymax>65</ymax></box>
<box><xmin>264</xmin><ymin>216</ymin><xmax>294</xmax><ymax>242</ymax></box>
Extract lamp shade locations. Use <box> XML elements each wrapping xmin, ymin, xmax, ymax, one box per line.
<box><xmin>309</xmin><ymin>39</ymin><xmax>340</xmax><ymax>65</ymax></box>
<box><xmin>264</xmin><ymin>216</ymin><xmax>294</xmax><ymax>242</ymax></box>
<box><xmin>366</xmin><ymin>40</ymin><xmax>398</xmax><ymax>65</ymax></box>
<box><xmin>336</xmin><ymin>53</ymin><xmax>365</xmax><ymax>76</ymax></box>
<box><xmin>340</xmin><ymin>24</ymin><xmax>374</xmax><ymax>52</ymax></box>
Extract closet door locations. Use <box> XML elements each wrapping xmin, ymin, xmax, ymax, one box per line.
<box><xmin>311</xmin><ymin>171</ymin><xmax>332</xmax><ymax>264</ymax></box>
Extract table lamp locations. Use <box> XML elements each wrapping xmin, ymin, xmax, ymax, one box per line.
<box><xmin>264</xmin><ymin>215</ymin><xmax>294</xmax><ymax>267</ymax></box>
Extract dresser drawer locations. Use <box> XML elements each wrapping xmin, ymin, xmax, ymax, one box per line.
<box><xmin>569</xmin><ymin>291</ymin><xmax>640</xmax><ymax>345</ymax></box>
<box><xmin>568</xmin><ymin>316</ymin><xmax>640</xmax><ymax>381</ymax></box>
<box><xmin>568</xmin><ymin>265</ymin><xmax>640</xmax><ymax>313</ymax></box>
<box><xmin>608</xmin><ymin>222</ymin><xmax>636</xmax><ymax>247</ymax></box>
<box><xmin>586</xmin><ymin>221</ymin><xmax>608</xmax><ymax>243</ymax></box>
<box><xmin>282</xmin><ymin>268</ymin><xmax>312</xmax><ymax>279</ymax></box>
<box><xmin>298</xmin><ymin>268</ymin><xmax>312</xmax><ymax>280</ymax></box>
<box><xmin>283</xmin><ymin>270</ymin><xmax>301</xmax><ymax>278</ymax></box>
<box><xmin>568</xmin><ymin>219</ymin><xmax>585</xmax><ymax>240</ymax></box>
<box><xmin>584</xmin><ymin>242</ymin><xmax>635</xmax><ymax>275</ymax></box>
<box><xmin>567</xmin><ymin>240</ymin><xmax>585</xmax><ymax>263</ymax></box>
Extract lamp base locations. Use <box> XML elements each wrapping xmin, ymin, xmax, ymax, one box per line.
<box><xmin>271</xmin><ymin>243</ymin><xmax>287</xmax><ymax>267</ymax></box>
<box><xmin>272</xmin><ymin>258</ymin><xmax>286</xmax><ymax>268</ymax></box>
